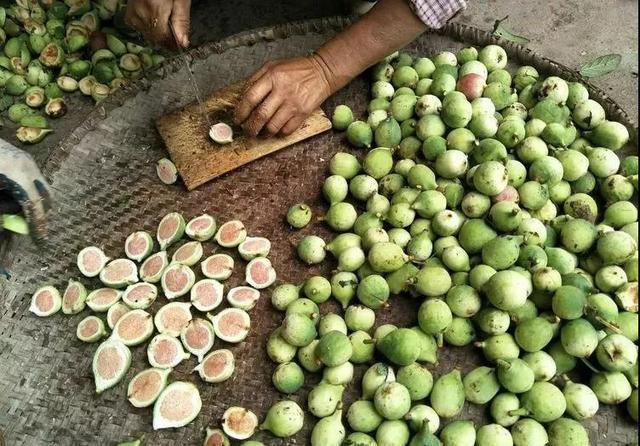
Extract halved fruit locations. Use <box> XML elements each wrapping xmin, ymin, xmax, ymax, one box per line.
<box><xmin>125</xmin><ymin>231</ymin><xmax>154</xmax><ymax>262</ymax></box>
<box><xmin>93</xmin><ymin>339</ymin><xmax>132</xmax><ymax>393</ymax></box>
<box><xmin>112</xmin><ymin>309</ymin><xmax>154</xmax><ymax>346</ymax></box>
<box><xmin>186</xmin><ymin>214</ymin><xmax>217</xmax><ymax>242</ymax></box>
<box><xmin>157</xmin><ymin>212</ymin><xmax>186</xmax><ymax>250</ymax></box>
<box><xmin>122</xmin><ymin>282</ymin><xmax>158</xmax><ymax>309</ymax></box>
<box><xmin>245</xmin><ymin>257</ymin><xmax>276</xmax><ymax>289</ymax></box>
<box><xmin>190</xmin><ymin>279</ymin><xmax>224</xmax><ymax>312</ymax></box>
<box><xmin>201</xmin><ymin>254</ymin><xmax>234</xmax><ymax>280</ymax></box>
<box><xmin>171</xmin><ymin>241</ymin><xmax>204</xmax><ymax>266</ymax></box>
<box><xmin>107</xmin><ymin>302</ymin><xmax>131</xmax><ymax>329</ymax></box>
<box><xmin>147</xmin><ymin>334</ymin><xmax>191</xmax><ymax>368</ymax></box>
<box><xmin>203</xmin><ymin>428</ymin><xmax>230</xmax><ymax>446</ymax></box>
<box><xmin>180</xmin><ymin>318</ymin><xmax>215</xmax><ymax>362</ymax></box>
<box><xmin>215</xmin><ymin>220</ymin><xmax>247</xmax><ymax>248</ymax></box>
<box><xmin>140</xmin><ymin>251</ymin><xmax>169</xmax><ymax>283</ymax></box>
<box><xmin>154</xmin><ymin>302</ymin><xmax>193</xmax><ymax>337</ymax></box>
<box><xmin>209</xmin><ymin>122</ymin><xmax>233</xmax><ymax>144</ymax></box>
<box><xmin>161</xmin><ymin>263</ymin><xmax>196</xmax><ymax>299</ymax></box>
<box><xmin>62</xmin><ymin>279</ymin><xmax>88</xmax><ymax>315</ymax></box>
<box><xmin>152</xmin><ymin>381</ymin><xmax>202</xmax><ymax>430</ymax></box>
<box><xmin>77</xmin><ymin>246</ymin><xmax>110</xmax><ymax>277</ymax></box>
<box><xmin>194</xmin><ymin>349</ymin><xmax>235</xmax><ymax>383</ymax></box>
<box><xmin>238</xmin><ymin>237</ymin><xmax>271</xmax><ymax>261</ymax></box>
<box><xmin>208</xmin><ymin>308</ymin><xmax>250</xmax><ymax>343</ymax></box>
<box><xmin>156</xmin><ymin>158</ymin><xmax>178</xmax><ymax>185</ymax></box>
<box><xmin>76</xmin><ymin>315</ymin><xmax>107</xmax><ymax>343</ymax></box>
<box><xmin>226</xmin><ymin>286</ymin><xmax>260</xmax><ymax>311</ymax></box>
<box><xmin>127</xmin><ymin>367</ymin><xmax>171</xmax><ymax>408</ymax></box>
<box><xmin>86</xmin><ymin>288</ymin><xmax>123</xmax><ymax>312</ymax></box>
<box><xmin>29</xmin><ymin>286</ymin><xmax>62</xmax><ymax>317</ymax></box>
<box><xmin>99</xmin><ymin>258</ymin><xmax>139</xmax><ymax>288</ymax></box>
<box><xmin>221</xmin><ymin>406</ymin><xmax>259</xmax><ymax>440</ymax></box>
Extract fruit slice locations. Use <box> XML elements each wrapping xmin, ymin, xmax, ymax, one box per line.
<box><xmin>180</xmin><ymin>318</ymin><xmax>215</xmax><ymax>362</ymax></box>
<box><xmin>186</xmin><ymin>214</ymin><xmax>217</xmax><ymax>241</ymax></box>
<box><xmin>245</xmin><ymin>257</ymin><xmax>276</xmax><ymax>289</ymax></box>
<box><xmin>161</xmin><ymin>263</ymin><xmax>196</xmax><ymax>299</ymax></box>
<box><xmin>172</xmin><ymin>241</ymin><xmax>204</xmax><ymax>266</ymax></box>
<box><xmin>201</xmin><ymin>254</ymin><xmax>234</xmax><ymax>280</ymax></box>
<box><xmin>86</xmin><ymin>288</ymin><xmax>123</xmax><ymax>312</ymax></box>
<box><xmin>62</xmin><ymin>279</ymin><xmax>87</xmax><ymax>315</ymax></box>
<box><xmin>157</xmin><ymin>212</ymin><xmax>186</xmax><ymax>250</ymax></box>
<box><xmin>93</xmin><ymin>339</ymin><xmax>132</xmax><ymax>393</ymax></box>
<box><xmin>107</xmin><ymin>302</ymin><xmax>131</xmax><ymax>329</ymax></box>
<box><xmin>209</xmin><ymin>122</ymin><xmax>233</xmax><ymax>144</ymax></box>
<box><xmin>190</xmin><ymin>279</ymin><xmax>224</xmax><ymax>312</ymax></box>
<box><xmin>140</xmin><ymin>251</ymin><xmax>169</xmax><ymax>283</ymax></box>
<box><xmin>203</xmin><ymin>428</ymin><xmax>230</xmax><ymax>446</ymax></box>
<box><xmin>148</xmin><ymin>334</ymin><xmax>191</xmax><ymax>368</ymax></box>
<box><xmin>194</xmin><ymin>349</ymin><xmax>235</xmax><ymax>383</ymax></box>
<box><xmin>226</xmin><ymin>286</ymin><xmax>260</xmax><ymax>311</ymax></box>
<box><xmin>208</xmin><ymin>308</ymin><xmax>250</xmax><ymax>343</ymax></box>
<box><xmin>155</xmin><ymin>302</ymin><xmax>193</xmax><ymax>337</ymax></box>
<box><xmin>238</xmin><ymin>236</ymin><xmax>271</xmax><ymax>261</ymax></box>
<box><xmin>99</xmin><ymin>258</ymin><xmax>139</xmax><ymax>288</ymax></box>
<box><xmin>122</xmin><ymin>282</ymin><xmax>158</xmax><ymax>309</ymax></box>
<box><xmin>215</xmin><ymin>220</ymin><xmax>247</xmax><ymax>248</ymax></box>
<box><xmin>156</xmin><ymin>158</ymin><xmax>178</xmax><ymax>185</ymax></box>
<box><xmin>153</xmin><ymin>381</ymin><xmax>202</xmax><ymax>430</ymax></box>
<box><xmin>29</xmin><ymin>286</ymin><xmax>62</xmax><ymax>317</ymax></box>
<box><xmin>125</xmin><ymin>231</ymin><xmax>154</xmax><ymax>262</ymax></box>
<box><xmin>112</xmin><ymin>309</ymin><xmax>154</xmax><ymax>346</ymax></box>
<box><xmin>76</xmin><ymin>315</ymin><xmax>107</xmax><ymax>343</ymax></box>
<box><xmin>77</xmin><ymin>246</ymin><xmax>110</xmax><ymax>277</ymax></box>
<box><xmin>221</xmin><ymin>406</ymin><xmax>258</xmax><ymax>440</ymax></box>
<box><xmin>127</xmin><ymin>367</ymin><xmax>171</xmax><ymax>408</ymax></box>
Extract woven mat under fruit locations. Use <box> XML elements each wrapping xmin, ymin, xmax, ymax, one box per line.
<box><xmin>0</xmin><ymin>17</ymin><xmax>637</xmax><ymax>445</ymax></box>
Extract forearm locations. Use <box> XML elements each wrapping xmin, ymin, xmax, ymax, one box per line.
<box><xmin>314</xmin><ymin>0</ymin><xmax>427</xmax><ymax>93</ymax></box>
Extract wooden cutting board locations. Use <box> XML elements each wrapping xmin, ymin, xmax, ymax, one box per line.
<box><xmin>156</xmin><ymin>81</ymin><xmax>332</xmax><ymax>190</ymax></box>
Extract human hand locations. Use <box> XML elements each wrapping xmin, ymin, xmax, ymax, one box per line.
<box><xmin>234</xmin><ymin>55</ymin><xmax>334</xmax><ymax>137</ymax></box>
<box><xmin>124</xmin><ymin>0</ymin><xmax>191</xmax><ymax>48</ymax></box>
<box><xmin>0</xmin><ymin>142</ymin><xmax>51</xmax><ymax>243</ymax></box>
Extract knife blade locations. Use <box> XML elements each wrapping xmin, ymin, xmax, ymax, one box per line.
<box><xmin>168</xmin><ymin>22</ymin><xmax>211</xmax><ymax>127</ymax></box>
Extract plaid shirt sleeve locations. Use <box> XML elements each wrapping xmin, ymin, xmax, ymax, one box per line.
<box><xmin>408</xmin><ymin>0</ymin><xmax>467</xmax><ymax>29</ymax></box>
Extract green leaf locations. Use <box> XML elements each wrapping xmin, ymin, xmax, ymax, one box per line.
<box><xmin>492</xmin><ymin>16</ymin><xmax>530</xmax><ymax>45</ymax></box>
<box><xmin>579</xmin><ymin>54</ymin><xmax>622</xmax><ymax>78</ymax></box>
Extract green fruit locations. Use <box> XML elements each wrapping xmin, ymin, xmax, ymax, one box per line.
<box><xmin>483</xmin><ymin>81</ymin><xmax>513</xmax><ymax>110</ymax></box>
<box><xmin>330</xmin><ymin>152</ymin><xmax>361</xmax><ymax>179</ymax></box>
<box><xmin>297</xmin><ymin>339</ymin><xmax>322</xmax><ymax>372</ymax></box>
<box><xmin>478</xmin><ymin>45</ymin><xmax>507</xmax><ymax>71</ymax></box>
<box><xmin>484</xmin><ymin>270</ymin><xmax>532</xmax><ymax>311</ymax></box>
<box><xmin>597</xmin><ymin>230</ymin><xmax>636</xmax><ymax>265</ymax></box>
<box><xmin>297</xmin><ymin>235</ymin><xmax>326</xmax><ymax>264</ymax></box>
<box><xmin>272</xmin><ymin>362</ymin><xmax>304</xmax><ymax>394</ymax></box>
<box><xmin>259</xmin><ymin>400</ymin><xmax>304</xmax><ymax>438</ymax></box>
<box><xmin>530</xmin><ymin>99</ymin><xmax>570</xmax><ymax>124</ymax></box>
<box><xmin>311</xmin><ymin>408</ymin><xmax>345</xmax><ymax>446</ymax></box>
<box><xmin>377</xmin><ymin>328</ymin><xmax>420</xmax><ymax>366</ymax></box>
<box><xmin>416</xmin><ymin>114</ymin><xmax>446</xmax><ymax>140</ymax></box>
<box><xmin>469</xmin><ymin>114</ymin><xmax>499</xmax><ymax>138</ymax></box>
<box><xmin>374</xmin><ymin>382</ymin><xmax>411</xmax><ymax>420</ymax></box>
<box><xmin>458</xmin><ymin>219</ymin><xmax>498</xmax><ymax>254</ymax></box>
<box><xmin>415</xmin><ymin>266</ymin><xmax>452</xmax><ymax>297</ymax></box>
<box><xmin>430</xmin><ymin>370</ymin><xmax>465</xmax><ymax>418</ymax></box>
<box><xmin>326</xmin><ymin>202</ymin><xmax>357</xmax><ymax>232</ymax></box>
<box><xmin>514</xmin><ymin>316</ymin><xmax>555</xmax><ymax>352</ymax></box>
<box><xmin>375</xmin><ymin>117</ymin><xmax>402</xmax><ymax>147</ymax></box>
<box><xmin>430</xmin><ymin>73</ymin><xmax>456</xmax><ymax>98</ymax></box>
<box><xmin>587</xmin><ymin>120</ymin><xmax>629</xmax><ymax>151</ymax></box>
<box><xmin>337</xmin><ymin>246</ymin><xmax>366</xmax><ymax>272</ymax></box>
<box><xmin>515</xmin><ymin>381</ymin><xmax>566</xmax><ymax>423</ymax></box>
<box><xmin>469</xmin><ymin>265</ymin><xmax>498</xmax><ymax>292</ymax></box>
<box><xmin>323</xmin><ymin>361</ymin><xmax>354</xmax><ymax>385</ymax></box>
<box><xmin>350</xmin><ymin>330</ymin><xmax>375</xmax><ymax>363</ymax></box>
<box><xmin>590</xmin><ymin>371</ymin><xmax>633</xmax><ymax>404</ymax></box>
<box><xmin>476</xmin><ymin>333</ymin><xmax>520</xmax><ymax>362</ymax></box>
<box><xmin>376</xmin><ymin>420</ymin><xmax>411</xmax><ymax>446</ymax></box>
<box><xmin>318</xmin><ymin>313</ymin><xmax>348</xmax><ymax>336</ymax></box>
<box><xmin>595</xmin><ymin>333</ymin><xmax>638</xmax><ymax>372</ymax></box>
<box><xmin>551</xmin><ymin>285</ymin><xmax>587</xmax><ymax>320</ymax></box>
<box><xmin>482</xmin><ymin>236</ymin><xmax>521</xmax><ymax>270</ymax></box>
<box><xmin>5</xmin><ymin>74</ymin><xmax>27</xmax><ymax>95</ymax></box>
<box><xmin>510</xmin><ymin>419</ymin><xmax>548</xmax><ymax>446</ymax></box>
<box><xmin>496</xmin><ymin>358</ymin><xmax>535</xmax><ymax>393</ymax></box>
<box><xmin>323</xmin><ymin>175</ymin><xmax>349</xmax><ymax>204</ymax></box>
<box><xmin>386</xmin><ymin>202</ymin><xmax>416</xmax><ymax>228</ymax></box>
<box><xmin>347</xmin><ymin>121</ymin><xmax>373</xmax><ymax>148</ymax></box>
<box><xmin>350</xmin><ymin>175</ymin><xmax>378</xmax><ymax>201</ymax></box>
<box><xmin>563</xmin><ymin>379</ymin><xmax>599</xmax><ymax>420</ymax></box>
<box><xmin>439</xmin><ymin>420</ymin><xmax>476</xmax><ymax>446</ymax></box>
<box><xmin>463</xmin><ymin>366</ymin><xmax>500</xmax><ymax>404</ymax></box>
<box><xmin>368</xmin><ymin>242</ymin><xmax>407</xmax><ymax>273</ymax></box>
<box><xmin>547</xmin><ymin>340</ymin><xmax>577</xmax><ymax>375</ymax></box>
<box><xmin>547</xmin><ymin>418</ymin><xmax>589</xmax><ymax>446</ymax></box>
<box><xmin>560</xmin><ymin>318</ymin><xmax>598</xmax><ymax>357</ymax></box>
<box><xmin>522</xmin><ymin>351</ymin><xmax>557</xmax><ymax>381</ymax></box>
<box><xmin>357</xmin><ymin>274</ymin><xmax>390</xmax><ymax>309</ymax></box>
<box><xmin>281</xmin><ymin>313</ymin><xmax>316</xmax><ymax>347</ymax></box>
<box><xmin>266</xmin><ymin>328</ymin><xmax>297</xmax><ymax>363</ymax></box>
<box><xmin>489</xmin><ymin>393</ymin><xmax>521</xmax><ymax>427</ymax></box>
<box><xmin>286</xmin><ymin>203</ymin><xmax>312</xmax><ymax>228</ymax></box>
<box><xmin>473</xmin><ymin>161</ymin><xmax>508</xmax><ymax>196</ymax></box>
<box><xmin>303</xmin><ymin>276</ymin><xmax>332</xmax><ymax>304</ymax></box>
<box><xmin>397</xmin><ymin>363</ymin><xmax>433</xmax><ymax>400</ymax></box>
<box><xmin>347</xmin><ymin>400</ymin><xmax>383</xmax><ymax>432</ymax></box>
<box><xmin>390</xmin><ymin>94</ymin><xmax>418</xmax><ymax>122</ymax></box>
<box><xmin>332</xmin><ymin>104</ymin><xmax>354</xmax><ymax>130</ymax></box>
<box><xmin>308</xmin><ymin>382</ymin><xmax>344</xmax><ymax>417</ymax></box>
<box><xmin>475</xmin><ymin>424</ymin><xmax>513</xmax><ymax>446</ymax></box>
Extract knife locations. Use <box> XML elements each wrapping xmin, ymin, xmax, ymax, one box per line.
<box><xmin>168</xmin><ymin>22</ymin><xmax>211</xmax><ymax>127</ymax></box>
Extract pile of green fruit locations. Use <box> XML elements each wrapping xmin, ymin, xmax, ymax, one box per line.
<box><xmin>253</xmin><ymin>45</ymin><xmax>638</xmax><ymax>446</ymax></box>
<box><xmin>0</xmin><ymin>0</ymin><xmax>164</xmax><ymax>144</ymax></box>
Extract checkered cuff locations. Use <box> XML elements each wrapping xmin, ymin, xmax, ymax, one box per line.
<box><xmin>408</xmin><ymin>0</ymin><xmax>467</xmax><ymax>29</ymax></box>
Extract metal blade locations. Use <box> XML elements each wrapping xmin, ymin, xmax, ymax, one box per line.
<box><xmin>168</xmin><ymin>22</ymin><xmax>211</xmax><ymax>127</ymax></box>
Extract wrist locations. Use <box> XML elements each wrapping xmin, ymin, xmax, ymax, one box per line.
<box><xmin>310</xmin><ymin>49</ymin><xmax>348</xmax><ymax>95</ymax></box>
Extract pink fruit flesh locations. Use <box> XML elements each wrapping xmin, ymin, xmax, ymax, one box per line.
<box><xmin>154</xmin><ymin>339</ymin><xmax>178</xmax><ymax>365</ymax></box>
<box><xmin>242</xmin><ymin>239</ymin><xmax>265</xmax><ymax>251</ymax></box>
<box><xmin>92</xmin><ymin>288</ymin><xmax>119</xmax><ymax>305</ymax></box>
<box><xmin>79</xmin><ymin>319</ymin><xmax>99</xmax><ymax>338</ymax></box>
<box><xmin>185</xmin><ymin>322</ymin><xmax>210</xmax><ymax>349</ymax></box>
<box><xmin>219</xmin><ymin>222</ymin><xmax>242</xmax><ymax>243</ymax></box>
<box><xmin>226</xmin><ymin>409</ymin><xmax>254</xmax><ymax>434</ymax></box>
<box><xmin>231</xmin><ymin>287</ymin><xmax>259</xmax><ymax>303</ymax></box>
<box><xmin>97</xmin><ymin>346</ymin><xmax>122</xmax><ymax>379</ymax></box>
<box><xmin>203</xmin><ymin>256</ymin><xmax>232</xmax><ymax>276</ymax></box>
<box><xmin>203</xmin><ymin>352</ymin><xmax>229</xmax><ymax>377</ymax></box>
<box><xmin>219</xmin><ymin>312</ymin><xmax>245</xmax><ymax>337</ymax></box>
<box><xmin>457</xmin><ymin>73</ymin><xmax>485</xmax><ymax>101</ymax></box>
<box><xmin>174</xmin><ymin>244</ymin><xmax>196</xmax><ymax>262</ymax></box>
<box><xmin>493</xmin><ymin>185</ymin><xmax>520</xmax><ymax>203</ymax></box>
<box><xmin>248</xmin><ymin>260</ymin><xmax>269</xmax><ymax>285</ymax></box>
<box><xmin>157</xmin><ymin>162</ymin><xmax>176</xmax><ymax>183</ymax></box>
<box><xmin>35</xmin><ymin>290</ymin><xmax>54</xmax><ymax>312</ymax></box>
<box><xmin>63</xmin><ymin>285</ymin><xmax>79</xmax><ymax>307</ymax></box>
<box><xmin>127</xmin><ymin>284</ymin><xmax>154</xmax><ymax>303</ymax></box>
<box><xmin>127</xmin><ymin>234</ymin><xmax>148</xmax><ymax>256</ymax></box>
<box><xmin>142</xmin><ymin>254</ymin><xmax>163</xmax><ymax>276</ymax></box>
<box><xmin>82</xmin><ymin>250</ymin><xmax>101</xmax><ymax>273</ymax></box>
<box><xmin>104</xmin><ymin>261</ymin><xmax>134</xmax><ymax>282</ymax></box>
<box><xmin>160</xmin><ymin>388</ymin><xmax>194</xmax><ymax>421</ymax></box>
<box><xmin>189</xmin><ymin>217</ymin><xmax>210</xmax><ymax>232</ymax></box>
<box><xmin>159</xmin><ymin>308</ymin><xmax>190</xmax><ymax>333</ymax></box>
<box><xmin>205</xmin><ymin>431</ymin><xmax>227</xmax><ymax>446</ymax></box>
<box><xmin>193</xmin><ymin>282</ymin><xmax>222</xmax><ymax>308</ymax></box>
<box><xmin>130</xmin><ymin>371</ymin><xmax>161</xmax><ymax>401</ymax></box>
<box><xmin>117</xmin><ymin>313</ymin><xmax>149</xmax><ymax>340</ymax></box>
<box><xmin>159</xmin><ymin>217</ymin><xmax>178</xmax><ymax>241</ymax></box>
<box><xmin>109</xmin><ymin>305</ymin><xmax>129</xmax><ymax>327</ymax></box>
<box><xmin>165</xmin><ymin>269</ymin><xmax>188</xmax><ymax>292</ymax></box>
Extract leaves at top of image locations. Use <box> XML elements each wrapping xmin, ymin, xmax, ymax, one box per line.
<box><xmin>492</xmin><ymin>16</ymin><xmax>530</xmax><ymax>45</ymax></box>
<box><xmin>579</xmin><ymin>54</ymin><xmax>622</xmax><ymax>78</ymax></box>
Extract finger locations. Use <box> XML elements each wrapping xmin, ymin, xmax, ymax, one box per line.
<box><xmin>280</xmin><ymin>115</ymin><xmax>305</xmax><ymax>136</ymax></box>
<box><xmin>22</xmin><ymin>195</ymin><xmax>48</xmax><ymax>243</ymax></box>
<box><xmin>170</xmin><ymin>0</ymin><xmax>191</xmax><ymax>48</ymax></box>
<box><xmin>265</xmin><ymin>104</ymin><xmax>295</xmax><ymax>136</ymax></box>
<box><xmin>147</xmin><ymin>1</ymin><xmax>172</xmax><ymax>44</ymax></box>
<box><xmin>246</xmin><ymin>61</ymin><xmax>275</xmax><ymax>86</ymax></box>
<box><xmin>244</xmin><ymin>93</ymin><xmax>284</xmax><ymax>137</ymax></box>
<box><xmin>234</xmin><ymin>75</ymin><xmax>273</xmax><ymax>125</ymax></box>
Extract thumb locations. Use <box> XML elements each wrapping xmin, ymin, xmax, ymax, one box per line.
<box><xmin>171</xmin><ymin>0</ymin><xmax>191</xmax><ymax>48</ymax></box>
